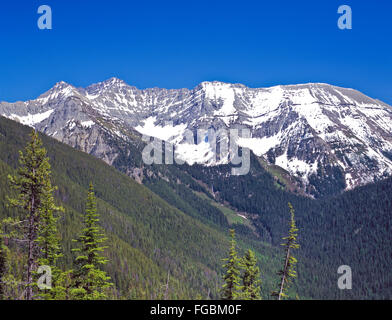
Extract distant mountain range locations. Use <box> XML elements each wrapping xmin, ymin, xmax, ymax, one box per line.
<box><xmin>1</xmin><ymin>78</ymin><xmax>392</xmax><ymax>197</ymax></box>
<box><xmin>1</xmin><ymin>80</ymin><xmax>392</xmax><ymax>299</ymax></box>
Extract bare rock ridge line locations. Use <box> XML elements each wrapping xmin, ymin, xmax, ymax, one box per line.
<box><xmin>1</xmin><ymin>78</ymin><xmax>392</xmax><ymax>196</ymax></box>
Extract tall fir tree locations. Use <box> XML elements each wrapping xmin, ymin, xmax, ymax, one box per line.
<box><xmin>7</xmin><ymin>130</ymin><xmax>62</xmax><ymax>300</ymax></box>
<box><xmin>36</xmin><ymin>182</ymin><xmax>65</xmax><ymax>299</ymax></box>
<box><xmin>274</xmin><ymin>202</ymin><xmax>300</xmax><ymax>300</ymax></box>
<box><xmin>240</xmin><ymin>249</ymin><xmax>261</xmax><ymax>300</ymax></box>
<box><xmin>0</xmin><ymin>237</ymin><xmax>6</xmax><ymax>300</ymax></box>
<box><xmin>221</xmin><ymin>229</ymin><xmax>241</xmax><ymax>300</ymax></box>
<box><xmin>71</xmin><ymin>183</ymin><xmax>112</xmax><ymax>300</ymax></box>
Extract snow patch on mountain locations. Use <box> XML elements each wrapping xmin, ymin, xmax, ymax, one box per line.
<box><xmin>135</xmin><ymin>116</ymin><xmax>187</xmax><ymax>143</ymax></box>
<box><xmin>175</xmin><ymin>141</ymin><xmax>217</xmax><ymax>165</ymax></box>
<box><xmin>9</xmin><ymin>109</ymin><xmax>54</xmax><ymax>127</ymax></box>
<box><xmin>2</xmin><ymin>78</ymin><xmax>392</xmax><ymax>196</ymax></box>
<box><xmin>275</xmin><ymin>152</ymin><xmax>318</xmax><ymax>183</ymax></box>
<box><xmin>81</xmin><ymin>120</ymin><xmax>95</xmax><ymax>128</ymax></box>
<box><xmin>237</xmin><ymin>135</ymin><xmax>280</xmax><ymax>156</ymax></box>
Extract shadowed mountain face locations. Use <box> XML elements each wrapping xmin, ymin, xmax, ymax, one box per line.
<box><xmin>1</xmin><ymin>78</ymin><xmax>392</xmax><ymax>197</ymax></box>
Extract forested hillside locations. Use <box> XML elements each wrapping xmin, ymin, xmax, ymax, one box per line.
<box><xmin>0</xmin><ymin>115</ymin><xmax>391</xmax><ymax>299</ymax></box>
<box><xmin>0</xmin><ymin>116</ymin><xmax>283</xmax><ymax>299</ymax></box>
<box><xmin>182</xmin><ymin>159</ymin><xmax>392</xmax><ymax>299</ymax></box>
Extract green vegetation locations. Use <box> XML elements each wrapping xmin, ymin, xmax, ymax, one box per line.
<box><xmin>181</xmin><ymin>154</ymin><xmax>392</xmax><ymax>299</ymax></box>
<box><xmin>6</xmin><ymin>131</ymin><xmax>64</xmax><ymax>299</ymax></box>
<box><xmin>240</xmin><ymin>249</ymin><xmax>262</xmax><ymax>300</ymax></box>
<box><xmin>71</xmin><ymin>183</ymin><xmax>112</xmax><ymax>299</ymax></box>
<box><xmin>221</xmin><ymin>229</ymin><xmax>241</xmax><ymax>300</ymax></box>
<box><xmin>273</xmin><ymin>203</ymin><xmax>299</xmax><ymax>300</ymax></box>
<box><xmin>257</xmin><ymin>157</ymin><xmax>301</xmax><ymax>193</ymax></box>
<box><xmin>221</xmin><ymin>229</ymin><xmax>263</xmax><ymax>300</ymax></box>
<box><xmin>193</xmin><ymin>191</ymin><xmax>252</xmax><ymax>228</ymax></box>
<box><xmin>0</xmin><ymin>116</ymin><xmax>264</xmax><ymax>299</ymax></box>
<box><xmin>0</xmin><ymin>115</ymin><xmax>391</xmax><ymax>299</ymax></box>
<box><xmin>0</xmin><ymin>237</ymin><xmax>6</xmax><ymax>299</ymax></box>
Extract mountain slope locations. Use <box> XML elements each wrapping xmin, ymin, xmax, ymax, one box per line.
<box><xmin>0</xmin><ymin>115</ymin><xmax>248</xmax><ymax>299</ymax></box>
<box><xmin>181</xmin><ymin>157</ymin><xmax>392</xmax><ymax>299</ymax></box>
<box><xmin>1</xmin><ymin>79</ymin><xmax>392</xmax><ymax>197</ymax></box>
<box><xmin>1</xmin><ymin>115</ymin><xmax>392</xmax><ymax>299</ymax></box>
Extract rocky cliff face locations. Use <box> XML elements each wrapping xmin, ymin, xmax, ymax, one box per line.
<box><xmin>2</xmin><ymin>78</ymin><xmax>392</xmax><ymax>197</ymax></box>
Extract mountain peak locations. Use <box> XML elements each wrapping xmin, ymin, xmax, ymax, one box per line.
<box><xmin>198</xmin><ymin>81</ymin><xmax>246</xmax><ymax>90</ymax></box>
<box><xmin>52</xmin><ymin>80</ymin><xmax>73</xmax><ymax>90</ymax></box>
<box><xmin>2</xmin><ymin>79</ymin><xmax>392</xmax><ymax>197</ymax></box>
<box><xmin>103</xmin><ymin>77</ymin><xmax>127</xmax><ymax>85</ymax></box>
<box><xmin>85</xmin><ymin>77</ymin><xmax>132</xmax><ymax>96</ymax></box>
<box><xmin>34</xmin><ymin>81</ymin><xmax>79</xmax><ymax>104</ymax></box>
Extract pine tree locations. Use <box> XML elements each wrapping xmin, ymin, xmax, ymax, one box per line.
<box><xmin>37</xmin><ymin>189</ymin><xmax>63</xmax><ymax>267</ymax></box>
<box><xmin>71</xmin><ymin>183</ymin><xmax>112</xmax><ymax>300</ymax></box>
<box><xmin>221</xmin><ymin>229</ymin><xmax>241</xmax><ymax>300</ymax></box>
<box><xmin>240</xmin><ymin>249</ymin><xmax>261</xmax><ymax>300</ymax></box>
<box><xmin>36</xmin><ymin>181</ymin><xmax>65</xmax><ymax>299</ymax></box>
<box><xmin>0</xmin><ymin>237</ymin><xmax>7</xmax><ymax>300</ymax></box>
<box><xmin>7</xmin><ymin>130</ymin><xmax>60</xmax><ymax>300</ymax></box>
<box><xmin>273</xmin><ymin>202</ymin><xmax>300</xmax><ymax>300</ymax></box>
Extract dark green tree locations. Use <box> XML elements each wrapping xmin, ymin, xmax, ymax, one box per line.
<box><xmin>0</xmin><ymin>237</ymin><xmax>6</xmax><ymax>300</ymax></box>
<box><xmin>274</xmin><ymin>202</ymin><xmax>300</xmax><ymax>300</ymax></box>
<box><xmin>71</xmin><ymin>183</ymin><xmax>112</xmax><ymax>300</ymax></box>
<box><xmin>36</xmin><ymin>182</ymin><xmax>65</xmax><ymax>300</ymax></box>
<box><xmin>240</xmin><ymin>249</ymin><xmax>261</xmax><ymax>300</ymax></box>
<box><xmin>7</xmin><ymin>130</ymin><xmax>61</xmax><ymax>300</ymax></box>
<box><xmin>221</xmin><ymin>229</ymin><xmax>241</xmax><ymax>300</ymax></box>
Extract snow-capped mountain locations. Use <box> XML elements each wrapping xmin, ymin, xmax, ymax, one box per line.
<box><xmin>1</xmin><ymin>78</ymin><xmax>392</xmax><ymax>196</ymax></box>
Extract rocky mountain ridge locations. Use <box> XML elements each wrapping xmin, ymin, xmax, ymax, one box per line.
<box><xmin>1</xmin><ymin>78</ymin><xmax>392</xmax><ymax>196</ymax></box>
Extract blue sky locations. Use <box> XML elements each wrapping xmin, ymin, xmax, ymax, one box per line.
<box><xmin>0</xmin><ymin>0</ymin><xmax>391</xmax><ymax>104</ymax></box>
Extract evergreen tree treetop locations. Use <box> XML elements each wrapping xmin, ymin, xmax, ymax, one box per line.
<box><xmin>274</xmin><ymin>202</ymin><xmax>300</xmax><ymax>300</ymax></box>
<box><xmin>221</xmin><ymin>229</ymin><xmax>241</xmax><ymax>300</ymax></box>
<box><xmin>71</xmin><ymin>183</ymin><xmax>112</xmax><ymax>299</ymax></box>
<box><xmin>0</xmin><ymin>236</ymin><xmax>7</xmax><ymax>300</ymax></box>
<box><xmin>240</xmin><ymin>249</ymin><xmax>261</xmax><ymax>300</ymax></box>
<box><xmin>7</xmin><ymin>130</ymin><xmax>63</xmax><ymax>300</ymax></box>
